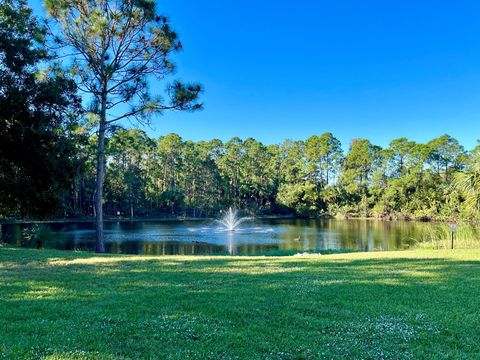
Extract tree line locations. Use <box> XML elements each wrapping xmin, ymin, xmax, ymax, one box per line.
<box><xmin>68</xmin><ymin>131</ymin><xmax>480</xmax><ymax>221</ymax></box>
<box><xmin>3</xmin><ymin>121</ymin><xmax>480</xmax><ymax>221</ymax></box>
<box><xmin>1</xmin><ymin>0</ymin><xmax>480</xmax><ymax>230</ymax></box>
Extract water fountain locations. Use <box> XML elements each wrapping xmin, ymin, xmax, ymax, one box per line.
<box><xmin>216</xmin><ymin>208</ymin><xmax>250</xmax><ymax>231</ymax></box>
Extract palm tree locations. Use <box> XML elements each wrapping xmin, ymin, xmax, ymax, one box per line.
<box><xmin>454</xmin><ymin>153</ymin><xmax>480</xmax><ymax>218</ymax></box>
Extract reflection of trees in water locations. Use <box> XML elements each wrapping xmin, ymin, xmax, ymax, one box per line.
<box><xmin>2</xmin><ymin>219</ymin><xmax>480</xmax><ymax>254</ymax></box>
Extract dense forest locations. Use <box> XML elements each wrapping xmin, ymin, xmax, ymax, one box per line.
<box><xmin>1</xmin><ymin>1</ymin><xmax>480</xmax><ymax>222</ymax></box>
<box><xmin>3</xmin><ymin>125</ymin><xmax>480</xmax><ymax>221</ymax></box>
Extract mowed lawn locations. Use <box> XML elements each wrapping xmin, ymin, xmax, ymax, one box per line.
<box><xmin>1</xmin><ymin>248</ymin><xmax>480</xmax><ymax>359</ymax></box>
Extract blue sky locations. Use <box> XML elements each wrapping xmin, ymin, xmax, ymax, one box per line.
<box><xmin>30</xmin><ymin>0</ymin><xmax>480</xmax><ymax>150</ymax></box>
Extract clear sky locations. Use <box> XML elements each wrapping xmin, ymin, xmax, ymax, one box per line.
<box><xmin>30</xmin><ymin>0</ymin><xmax>480</xmax><ymax>150</ymax></box>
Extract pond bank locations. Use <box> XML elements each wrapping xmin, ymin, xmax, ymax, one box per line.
<box><xmin>0</xmin><ymin>214</ymin><xmax>300</xmax><ymax>225</ymax></box>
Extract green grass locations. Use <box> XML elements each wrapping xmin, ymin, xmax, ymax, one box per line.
<box><xmin>1</xmin><ymin>248</ymin><xmax>480</xmax><ymax>359</ymax></box>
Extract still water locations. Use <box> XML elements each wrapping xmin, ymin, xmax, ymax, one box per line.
<box><xmin>0</xmin><ymin>218</ymin><xmax>475</xmax><ymax>255</ymax></box>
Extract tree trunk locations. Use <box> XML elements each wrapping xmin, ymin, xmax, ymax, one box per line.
<box><xmin>326</xmin><ymin>154</ymin><xmax>329</xmax><ymax>185</ymax></box>
<box><xmin>95</xmin><ymin>94</ymin><xmax>107</xmax><ymax>253</ymax></box>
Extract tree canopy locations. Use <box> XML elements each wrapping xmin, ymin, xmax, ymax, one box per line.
<box><xmin>0</xmin><ymin>0</ymin><xmax>81</xmax><ymax>217</ymax></box>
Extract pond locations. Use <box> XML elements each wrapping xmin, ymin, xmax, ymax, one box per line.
<box><xmin>2</xmin><ymin>218</ymin><xmax>478</xmax><ymax>255</ymax></box>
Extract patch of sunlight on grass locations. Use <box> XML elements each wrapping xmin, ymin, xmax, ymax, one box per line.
<box><xmin>116</xmin><ymin>281</ymin><xmax>175</xmax><ymax>290</ymax></box>
<box><xmin>47</xmin><ymin>256</ymin><xmax>142</xmax><ymax>266</ymax></box>
<box><xmin>96</xmin><ymin>265</ymin><xmax>123</xmax><ymax>272</ymax></box>
<box><xmin>313</xmin><ymin>279</ymin><xmax>347</xmax><ymax>286</ymax></box>
<box><xmin>187</xmin><ymin>264</ymin><xmax>307</xmax><ymax>275</ymax></box>
<box><xmin>16</xmin><ymin>284</ymin><xmax>63</xmax><ymax>300</ymax></box>
<box><xmin>41</xmin><ymin>350</ymin><xmax>107</xmax><ymax>360</ymax></box>
<box><xmin>39</xmin><ymin>249</ymin><xmax>480</xmax><ymax>269</ymax></box>
<box><xmin>365</xmin><ymin>267</ymin><xmax>444</xmax><ymax>279</ymax></box>
<box><xmin>46</xmin><ymin>256</ymin><xmax>225</xmax><ymax>267</ymax></box>
<box><xmin>127</xmin><ymin>268</ymin><xmax>153</xmax><ymax>273</ymax></box>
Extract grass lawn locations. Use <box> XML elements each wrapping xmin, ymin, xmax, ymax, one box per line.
<box><xmin>1</xmin><ymin>248</ymin><xmax>480</xmax><ymax>359</ymax></box>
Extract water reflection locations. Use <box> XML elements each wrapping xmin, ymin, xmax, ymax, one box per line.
<box><xmin>1</xmin><ymin>218</ymin><xmax>477</xmax><ymax>255</ymax></box>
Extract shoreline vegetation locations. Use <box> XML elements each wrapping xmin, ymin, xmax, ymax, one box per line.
<box><xmin>0</xmin><ymin>214</ymin><xmax>300</xmax><ymax>225</ymax></box>
<box><xmin>1</xmin><ymin>247</ymin><xmax>480</xmax><ymax>358</ymax></box>
<box><xmin>2</xmin><ymin>213</ymin><xmax>478</xmax><ymax>225</ymax></box>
